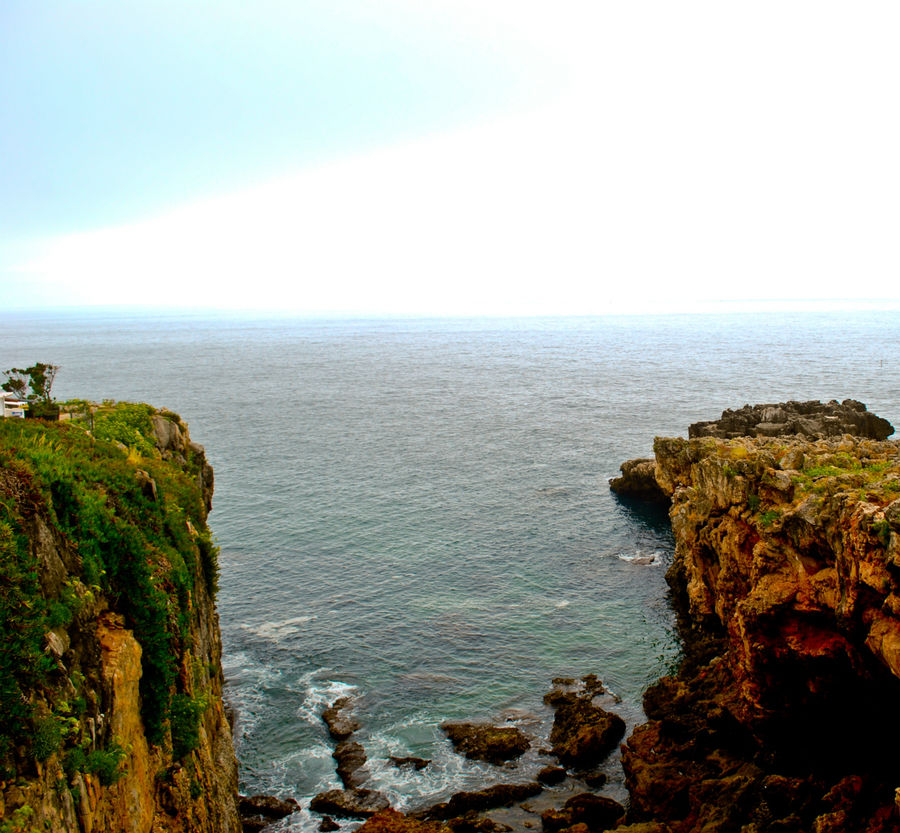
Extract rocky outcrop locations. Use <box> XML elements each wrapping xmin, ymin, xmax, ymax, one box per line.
<box><xmin>688</xmin><ymin>399</ymin><xmax>894</xmax><ymax>441</ymax></box>
<box><xmin>440</xmin><ymin>722</ymin><xmax>531</xmax><ymax>764</ymax></box>
<box><xmin>616</xmin><ymin>421</ymin><xmax>900</xmax><ymax>831</ymax></box>
<box><xmin>609</xmin><ymin>459</ymin><xmax>668</xmax><ymax>503</ymax></box>
<box><xmin>543</xmin><ymin>678</ymin><xmax>625</xmax><ymax>770</ymax></box>
<box><xmin>0</xmin><ymin>405</ymin><xmax>240</xmax><ymax>832</ymax></box>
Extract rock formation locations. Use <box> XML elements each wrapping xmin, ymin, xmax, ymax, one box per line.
<box><xmin>0</xmin><ymin>404</ymin><xmax>240</xmax><ymax>832</ymax></box>
<box><xmin>440</xmin><ymin>722</ymin><xmax>531</xmax><ymax>764</ymax></box>
<box><xmin>611</xmin><ymin>402</ymin><xmax>900</xmax><ymax>832</ymax></box>
<box><xmin>688</xmin><ymin>398</ymin><xmax>894</xmax><ymax>441</ymax></box>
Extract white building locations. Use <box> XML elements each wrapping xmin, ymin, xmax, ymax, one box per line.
<box><xmin>1</xmin><ymin>391</ymin><xmax>27</xmax><ymax>418</ymax></box>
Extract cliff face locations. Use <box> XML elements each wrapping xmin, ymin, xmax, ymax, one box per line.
<box><xmin>620</xmin><ymin>430</ymin><xmax>900</xmax><ymax>832</ymax></box>
<box><xmin>0</xmin><ymin>405</ymin><xmax>239</xmax><ymax>833</ymax></box>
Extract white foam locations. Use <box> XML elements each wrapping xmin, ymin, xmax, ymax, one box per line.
<box><xmin>616</xmin><ymin>549</ymin><xmax>664</xmax><ymax>566</ymax></box>
<box><xmin>295</xmin><ymin>669</ymin><xmax>359</xmax><ymax>725</ymax></box>
<box><xmin>240</xmin><ymin>615</ymin><xmax>317</xmax><ymax>641</ymax></box>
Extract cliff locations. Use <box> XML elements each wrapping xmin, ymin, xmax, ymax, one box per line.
<box><xmin>0</xmin><ymin>404</ymin><xmax>240</xmax><ymax>833</ymax></box>
<box><xmin>616</xmin><ymin>407</ymin><xmax>900</xmax><ymax>832</ymax></box>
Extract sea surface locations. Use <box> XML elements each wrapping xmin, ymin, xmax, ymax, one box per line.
<box><xmin>2</xmin><ymin>310</ymin><xmax>898</xmax><ymax>827</ymax></box>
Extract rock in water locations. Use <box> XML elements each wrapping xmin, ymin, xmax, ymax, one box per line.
<box><xmin>540</xmin><ymin>793</ymin><xmax>626</xmax><ymax>833</ymax></box>
<box><xmin>323</xmin><ymin>696</ymin><xmax>361</xmax><ymax>740</ymax></box>
<box><xmin>440</xmin><ymin>722</ymin><xmax>530</xmax><ymax>764</ymax></box>
<box><xmin>310</xmin><ymin>789</ymin><xmax>391</xmax><ymax>819</ymax></box>
<box><xmin>543</xmin><ymin>689</ymin><xmax>625</xmax><ymax>768</ymax></box>
<box><xmin>334</xmin><ymin>740</ymin><xmax>369</xmax><ymax>788</ymax></box>
<box><xmin>418</xmin><ymin>783</ymin><xmax>543</xmax><ymax>819</ymax></box>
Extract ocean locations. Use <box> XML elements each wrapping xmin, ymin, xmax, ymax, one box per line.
<box><xmin>2</xmin><ymin>310</ymin><xmax>898</xmax><ymax>828</ymax></box>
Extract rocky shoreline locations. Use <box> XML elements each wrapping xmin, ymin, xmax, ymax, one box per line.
<box><xmin>334</xmin><ymin>400</ymin><xmax>900</xmax><ymax>833</ymax></box>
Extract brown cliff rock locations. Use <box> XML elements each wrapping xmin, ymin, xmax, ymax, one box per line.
<box><xmin>0</xmin><ymin>409</ymin><xmax>240</xmax><ymax>833</ymax></box>
<box><xmin>618</xmin><ymin>430</ymin><xmax>900</xmax><ymax>832</ymax></box>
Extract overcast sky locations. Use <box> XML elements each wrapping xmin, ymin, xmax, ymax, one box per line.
<box><xmin>3</xmin><ymin>1</ymin><xmax>899</xmax><ymax>315</ymax></box>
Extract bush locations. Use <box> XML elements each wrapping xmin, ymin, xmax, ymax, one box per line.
<box><xmin>170</xmin><ymin>693</ymin><xmax>208</xmax><ymax>760</ymax></box>
<box><xmin>32</xmin><ymin>717</ymin><xmax>63</xmax><ymax>760</ymax></box>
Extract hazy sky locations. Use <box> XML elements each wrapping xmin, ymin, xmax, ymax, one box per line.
<box><xmin>3</xmin><ymin>1</ymin><xmax>899</xmax><ymax>315</ymax></box>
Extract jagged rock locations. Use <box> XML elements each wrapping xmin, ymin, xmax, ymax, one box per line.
<box><xmin>419</xmin><ymin>783</ymin><xmax>543</xmax><ymax>820</ymax></box>
<box><xmin>609</xmin><ymin>458</ymin><xmax>668</xmax><ymax>503</ymax></box>
<box><xmin>310</xmin><ymin>789</ymin><xmax>391</xmax><ymax>819</ymax></box>
<box><xmin>323</xmin><ymin>697</ymin><xmax>361</xmax><ymax>740</ymax></box>
<box><xmin>440</xmin><ymin>722</ymin><xmax>530</xmax><ymax>764</ymax></box>
<box><xmin>688</xmin><ymin>399</ymin><xmax>894</xmax><ymax>441</ymax></box>
<box><xmin>334</xmin><ymin>740</ymin><xmax>369</xmax><ymax>788</ymax></box>
<box><xmin>540</xmin><ymin>793</ymin><xmax>625</xmax><ymax>832</ymax></box>
<box><xmin>389</xmin><ymin>755</ymin><xmax>430</xmax><ymax>770</ymax></box>
<box><xmin>319</xmin><ymin>817</ymin><xmax>341</xmax><ymax>832</ymax></box>
<box><xmin>543</xmin><ymin>686</ymin><xmax>625</xmax><ymax>769</ymax></box>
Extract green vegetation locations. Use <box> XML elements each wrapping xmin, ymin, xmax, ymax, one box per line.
<box><xmin>758</xmin><ymin>509</ymin><xmax>781</xmax><ymax>528</ymax></box>
<box><xmin>0</xmin><ymin>401</ymin><xmax>217</xmax><ymax>770</ymax></box>
<box><xmin>170</xmin><ymin>692</ymin><xmax>210</xmax><ymax>760</ymax></box>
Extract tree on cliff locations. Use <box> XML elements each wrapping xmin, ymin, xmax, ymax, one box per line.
<box><xmin>2</xmin><ymin>363</ymin><xmax>59</xmax><ymax>404</ymax></box>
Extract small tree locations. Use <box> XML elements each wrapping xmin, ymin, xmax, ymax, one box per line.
<box><xmin>2</xmin><ymin>363</ymin><xmax>60</xmax><ymax>404</ymax></box>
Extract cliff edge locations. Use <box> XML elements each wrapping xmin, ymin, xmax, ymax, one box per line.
<box><xmin>614</xmin><ymin>403</ymin><xmax>900</xmax><ymax>832</ymax></box>
<box><xmin>0</xmin><ymin>403</ymin><xmax>239</xmax><ymax>833</ymax></box>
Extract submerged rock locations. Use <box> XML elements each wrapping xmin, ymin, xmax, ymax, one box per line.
<box><xmin>389</xmin><ymin>755</ymin><xmax>431</xmax><ymax>770</ymax></box>
<box><xmin>440</xmin><ymin>722</ymin><xmax>530</xmax><ymax>764</ymax></box>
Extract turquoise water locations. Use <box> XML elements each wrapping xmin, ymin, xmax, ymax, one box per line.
<box><xmin>1</xmin><ymin>310</ymin><xmax>898</xmax><ymax>825</ymax></box>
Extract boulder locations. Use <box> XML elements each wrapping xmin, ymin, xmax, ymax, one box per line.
<box><xmin>440</xmin><ymin>722</ymin><xmax>530</xmax><ymax>764</ymax></box>
<box><xmin>540</xmin><ymin>793</ymin><xmax>625</xmax><ymax>833</ymax></box>
<box><xmin>537</xmin><ymin>766</ymin><xmax>567</xmax><ymax>785</ymax></box>
<box><xmin>544</xmin><ymin>690</ymin><xmax>625</xmax><ymax>769</ymax></box>
<box><xmin>310</xmin><ymin>789</ymin><xmax>390</xmax><ymax>819</ymax></box>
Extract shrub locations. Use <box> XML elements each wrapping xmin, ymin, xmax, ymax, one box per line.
<box><xmin>32</xmin><ymin>717</ymin><xmax>63</xmax><ymax>760</ymax></box>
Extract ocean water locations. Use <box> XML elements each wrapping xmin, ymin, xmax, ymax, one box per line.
<box><xmin>1</xmin><ymin>310</ymin><xmax>898</xmax><ymax>825</ymax></box>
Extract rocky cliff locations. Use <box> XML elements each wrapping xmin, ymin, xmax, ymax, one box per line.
<box><xmin>616</xmin><ymin>405</ymin><xmax>900</xmax><ymax>832</ymax></box>
<box><xmin>0</xmin><ymin>404</ymin><xmax>240</xmax><ymax>833</ymax></box>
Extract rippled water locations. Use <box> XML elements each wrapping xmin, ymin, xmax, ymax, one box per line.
<box><xmin>2</xmin><ymin>310</ymin><xmax>898</xmax><ymax>824</ymax></box>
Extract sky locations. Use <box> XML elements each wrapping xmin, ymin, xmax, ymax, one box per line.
<box><xmin>2</xmin><ymin>1</ymin><xmax>899</xmax><ymax>316</ymax></box>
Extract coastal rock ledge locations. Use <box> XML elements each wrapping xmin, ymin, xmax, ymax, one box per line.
<box><xmin>612</xmin><ymin>401</ymin><xmax>900</xmax><ymax>832</ymax></box>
